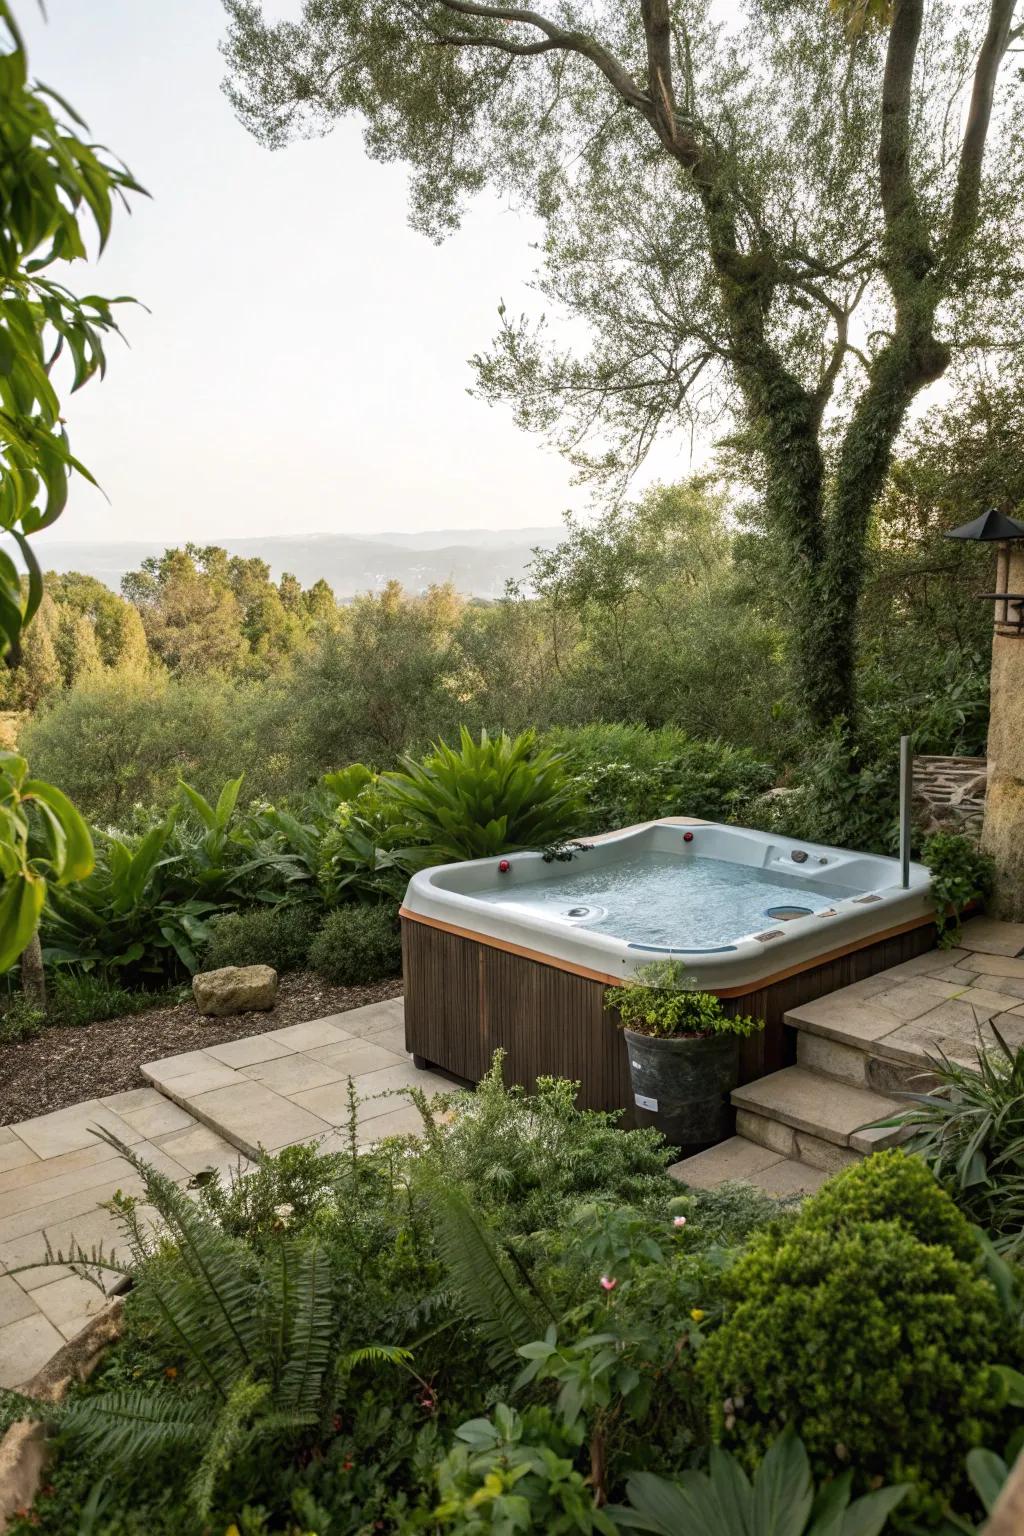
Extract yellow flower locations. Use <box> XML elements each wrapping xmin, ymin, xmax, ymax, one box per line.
<box><xmin>690</xmin><ymin>1308</ymin><xmax>705</xmax><ymax>1322</ymax></box>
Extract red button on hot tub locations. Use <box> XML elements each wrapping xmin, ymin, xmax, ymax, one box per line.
<box><xmin>683</xmin><ymin>831</ymin><xmax>694</xmax><ymax>842</ymax></box>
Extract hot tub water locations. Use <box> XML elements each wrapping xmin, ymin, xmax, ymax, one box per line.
<box><xmin>475</xmin><ymin>851</ymin><xmax>851</xmax><ymax>951</ymax></box>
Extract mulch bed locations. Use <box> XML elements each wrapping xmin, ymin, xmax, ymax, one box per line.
<box><xmin>0</xmin><ymin>972</ymin><xmax>404</xmax><ymax>1126</ymax></box>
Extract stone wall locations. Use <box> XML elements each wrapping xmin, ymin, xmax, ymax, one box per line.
<box><xmin>982</xmin><ymin>542</ymin><xmax>1024</xmax><ymax>918</ymax></box>
<box><xmin>913</xmin><ymin>754</ymin><xmax>988</xmax><ymax>840</ymax></box>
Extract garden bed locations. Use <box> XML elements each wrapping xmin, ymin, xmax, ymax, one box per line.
<box><xmin>0</xmin><ymin>973</ymin><xmax>403</xmax><ymax>1124</ymax></box>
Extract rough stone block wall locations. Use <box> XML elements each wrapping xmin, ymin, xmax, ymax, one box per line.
<box><xmin>913</xmin><ymin>754</ymin><xmax>988</xmax><ymax>840</ymax></box>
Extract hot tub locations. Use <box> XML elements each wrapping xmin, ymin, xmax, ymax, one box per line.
<box><xmin>400</xmin><ymin>818</ymin><xmax>936</xmax><ymax>1112</ymax></box>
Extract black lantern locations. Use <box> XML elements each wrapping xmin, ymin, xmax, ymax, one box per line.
<box><xmin>945</xmin><ymin>508</ymin><xmax>1024</xmax><ymax>635</ymax></box>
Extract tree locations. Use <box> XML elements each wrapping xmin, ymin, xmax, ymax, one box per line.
<box><xmin>221</xmin><ymin>0</ymin><xmax>1020</xmax><ymax>730</ymax></box>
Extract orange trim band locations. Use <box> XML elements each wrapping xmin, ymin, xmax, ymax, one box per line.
<box><xmin>399</xmin><ymin>905</ymin><xmax>936</xmax><ymax>996</ymax></box>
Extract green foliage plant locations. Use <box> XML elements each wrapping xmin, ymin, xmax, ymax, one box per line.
<box><xmin>306</xmin><ymin>902</ymin><xmax>401</xmax><ymax>985</ymax></box>
<box><xmin>429</xmin><ymin>1403</ymin><xmax>617</xmax><ymax>1534</ymax></box>
<box><xmin>697</xmin><ymin>1153</ymin><xmax>1011</xmax><ymax>1526</ymax></box>
<box><xmin>923</xmin><ymin>831</ymin><xmax>995</xmax><ymax>948</ymax></box>
<box><xmin>379</xmin><ymin>727</ymin><xmax>583</xmax><ymax>867</ymax></box>
<box><xmin>616</xmin><ymin>1424</ymin><xmax>908</xmax><ymax>1536</ymax></box>
<box><xmin>411</xmin><ymin>1053</ymin><xmax>672</xmax><ymax>1238</ymax></box>
<box><xmin>605</xmin><ymin>961</ymin><xmax>762</xmax><ymax>1040</ymax></box>
<box><xmin>867</xmin><ymin>1037</ymin><xmax>1024</xmax><ymax>1257</ymax></box>
<box><xmin>202</xmin><ymin>904</ymin><xmax>318</xmax><ymax>974</ymax></box>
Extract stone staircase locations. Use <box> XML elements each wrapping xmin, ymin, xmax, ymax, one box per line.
<box><xmin>669</xmin><ymin>920</ymin><xmax>1024</xmax><ymax>1195</ymax></box>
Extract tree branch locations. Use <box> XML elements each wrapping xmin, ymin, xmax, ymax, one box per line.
<box><xmin>943</xmin><ymin>0</ymin><xmax>1018</xmax><ymax>268</ymax></box>
<box><xmin>878</xmin><ymin>0</ymin><xmax>932</xmax><ymax>292</ymax></box>
<box><xmin>429</xmin><ymin>0</ymin><xmax>653</xmax><ymax>116</ymax></box>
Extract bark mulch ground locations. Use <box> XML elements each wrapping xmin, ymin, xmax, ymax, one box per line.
<box><xmin>0</xmin><ymin>972</ymin><xmax>404</xmax><ymax>1125</ymax></box>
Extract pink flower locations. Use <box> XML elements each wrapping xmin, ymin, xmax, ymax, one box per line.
<box><xmin>600</xmin><ymin>1275</ymin><xmax>617</xmax><ymax>1292</ymax></box>
<box><xmin>673</xmin><ymin>1215</ymin><xmax>687</xmax><ymax>1228</ymax></box>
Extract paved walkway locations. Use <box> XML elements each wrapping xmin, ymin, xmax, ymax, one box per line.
<box><xmin>0</xmin><ymin>996</ymin><xmax>447</xmax><ymax>1385</ymax></box>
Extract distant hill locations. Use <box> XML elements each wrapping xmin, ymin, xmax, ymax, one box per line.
<box><xmin>26</xmin><ymin>527</ymin><xmax>566</xmax><ymax>600</ymax></box>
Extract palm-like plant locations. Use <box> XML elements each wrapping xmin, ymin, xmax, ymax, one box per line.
<box><xmin>1</xmin><ymin>1132</ymin><xmax>338</xmax><ymax>1518</ymax></box>
<box><xmin>380</xmin><ymin>727</ymin><xmax>584</xmax><ymax>867</ymax></box>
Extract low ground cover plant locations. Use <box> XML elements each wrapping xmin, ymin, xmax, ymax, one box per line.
<box><xmin>3</xmin><ymin>1079</ymin><xmax>1019</xmax><ymax>1534</ymax></box>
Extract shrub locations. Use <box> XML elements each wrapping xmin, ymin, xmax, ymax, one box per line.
<box><xmin>46</xmin><ymin>971</ymin><xmax>164</xmax><ymax>1029</ymax></box>
<box><xmin>545</xmin><ymin>724</ymin><xmax>775</xmax><ymax>835</ymax></box>
<box><xmin>379</xmin><ymin>726</ymin><xmax>584</xmax><ymax>865</ymax></box>
<box><xmin>202</xmin><ymin>904</ymin><xmax>318</xmax><ymax>974</ymax></box>
<box><xmin>605</xmin><ymin>961</ymin><xmax>762</xmax><ymax>1040</ymax></box>
<box><xmin>413</xmin><ymin>1053</ymin><xmax>672</xmax><ymax>1238</ymax></box>
<box><xmin>794</xmin><ymin>1149</ymin><xmax>983</xmax><ymax>1261</ymax></box>
<box><xmin>307</xmin><ymin>903</ymin><xmax>402</xmax><ymax>985</ymax></box>
<box><xmin>0</xmin><ymin>994</ymin><xmax>45</xmax><ymax>1044</ymax></box>
<box><xmin>923</xmin><ymin>829</ymin><xmax>995</xmax><ymax>947</ymax></box>
<box><xmin>698</xmin><ymin>1156</ymin><xmax>1009</xmax><ymax>1526</ymax></box>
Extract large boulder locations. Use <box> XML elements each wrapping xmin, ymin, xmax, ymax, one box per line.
<box><xmin>192</xmin><ymin>964</ymin><xmax>278</xmax><ymax>1017</ymax></box>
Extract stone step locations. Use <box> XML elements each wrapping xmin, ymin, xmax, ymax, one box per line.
<box><xmin>782</xmin><ymin>944</ymin><xmax>1024</xmax><ymax>1090</ymax></box>
<box><xmin>731</xmin><ymin>1067</ymin><xmax>905</xmax><ymax>1153</ymax></box>
<box><xmin>795</xmin><ymin>1028</ymin><xmax>939</xmax><ymax>1095</ymax></box>
<box><xmin>668</xmin><ymin>1137</ymin><xmax>829</xmax><ymax>1197</ymax></box>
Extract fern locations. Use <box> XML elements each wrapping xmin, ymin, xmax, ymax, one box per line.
<box><xmin>63</xmin><ymin>1388</ymin><xmax>207</xmax><ymax>1461</ymax></box>
<box><xmin>277</xmin><ymin>1241</ymin><xmax>335</xmax><ymax>1414</ymax></box>
<box><xmin>430</xmin><ymin>1183</ymin><xmax>555</xmax><ymax>1364</ymax></box>
<box><xmin>188</xmin><ymin>1375</ymin><xmax>269</xmax><ymax>1518</ymax></box>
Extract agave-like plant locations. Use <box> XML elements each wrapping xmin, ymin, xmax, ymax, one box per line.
<box><xmin>379</xmin><ymin>727</ymin><xmax>585</xmax><ymax>867</ymax></box>
<box><xmin>866</xmin><ymin>1026</ymin><xmax>1024</xmax><ymax>1254</ymax></box>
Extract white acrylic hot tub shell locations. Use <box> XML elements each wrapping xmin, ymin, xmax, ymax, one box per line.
<box><xmin>400</xmin><ymin>818</ymin><xmax>934</xmax><ymax>991</ymax></box>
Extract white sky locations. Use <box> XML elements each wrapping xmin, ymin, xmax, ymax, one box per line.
<box><xmin>19</xmin><ymin>0</ymin><xmax>688</xmax><ymax>547</ymax></box>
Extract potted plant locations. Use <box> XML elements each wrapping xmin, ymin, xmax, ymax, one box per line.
<box><xmin>605</xmin><ymin>960</ymin><xmax>764</xmax><ymax>1152</ymax></box>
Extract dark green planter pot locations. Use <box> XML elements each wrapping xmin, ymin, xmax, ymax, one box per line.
<box><xmin>624</xmin><ymin>1029</ymin><xmax>739</xmax><ymax>1152</ymax></box>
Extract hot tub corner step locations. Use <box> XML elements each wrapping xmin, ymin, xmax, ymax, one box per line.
<box><xmin>668</xmin><ymin>1138</ymin><xmax>830</xmax><ymax>1197</ymax></box>
<box><xmin>731</xmin><ymin>1067</ymin><xmax>903</xmax><ymax>1148</ymax></box>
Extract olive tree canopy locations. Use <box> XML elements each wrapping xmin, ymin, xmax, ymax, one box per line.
<box><xmin>221</xmin><ymin>0</ymin><xmax>1021</xmax><ymax>728</ymax></box>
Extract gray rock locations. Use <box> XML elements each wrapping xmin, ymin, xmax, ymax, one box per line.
<box><xmin>192</xmin><ymin>964</ymin><xmax>278</xmax><ymax>1017</ymax></box>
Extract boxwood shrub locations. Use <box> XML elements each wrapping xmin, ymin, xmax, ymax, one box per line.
<box><xmin>202</xmin><ymin>904</ymin><xmax>319</xmax><ymax>975</ymax></box>
<box><xmin>697</xmin><ymin>1154</ymin><xmax>1010</xmax><ymax>1527</ymax></box>
<box><xmin>307</xmin><ymin>903</ymin><xmax>402</xmax><ymax>985</ymax></box>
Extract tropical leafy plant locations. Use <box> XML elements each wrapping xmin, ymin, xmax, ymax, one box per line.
<box><xmin>0</xmin><ymin>2</ymin><xmax>140</xmax><ymax>969</ymax></box>
<box><xmin>0</xmin><ymin>750</ymin><xmax>92</xmax><ymax>968</ymax></box>
<box><xmin>866</xmin><ymin>1032</ymin><xmax>1024</xmax><ymax>1255</ymax></box>
<box><xmin>615</xmin><ymin>1425</ymin><xmax>908</xmax><ymax>1535</ymax></box>
<box><xmin>42</xmin><ymin>807</ymin><xmax>219</xmax><ymax>980</ymax></box>
<box><xmin>606</xmin><ymin>961</ymin><xmax>762</xmax><ymax>1040</ymax></box>
<box><xmin>379</xmin><ymin>727</ymin><xmax>584</xmax><ymax>867</ymax></box>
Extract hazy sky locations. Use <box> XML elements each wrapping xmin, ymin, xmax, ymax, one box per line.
<box><xmin>19</xmin><ymin>0</ymin><xmax>684</xmax><ymax>548</ymax></box>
